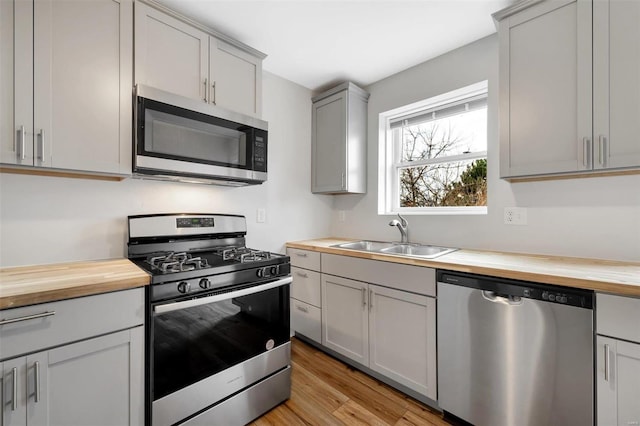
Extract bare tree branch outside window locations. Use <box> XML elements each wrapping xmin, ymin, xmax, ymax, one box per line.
<box><xmin>398</xmin><ymin>110</ymin><xmax>487</xmax><ymax>208</ymax></box>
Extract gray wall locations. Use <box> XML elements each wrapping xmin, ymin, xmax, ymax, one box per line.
<box><xmin>0</xmin><ymin>72</ymin><xmax>333</xmax><ymax>267</ymax></box>
<box><xmin>331</xmin><ymin>35</ymin><xmax>640</xmax><ymax>262</ymax></box>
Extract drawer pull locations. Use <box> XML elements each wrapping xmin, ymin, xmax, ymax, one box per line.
<box><xmin>295</xmin><ymin>252</ymin><xmax>308</xmax><ymax>257</ymax></box>
<box><xmin>0</xmin><ymin>311</ymin><xmax>56</xmax><ymax>326</ymax></box>
<box><xmin>296</xmin><ymin>305</ymin><xmax>309</xmax><ymax>313</ymax></box>
<box><xmin>296</xmin><ymin>271</ymin><xmax>309</xmax><ymax>278</ymax></box>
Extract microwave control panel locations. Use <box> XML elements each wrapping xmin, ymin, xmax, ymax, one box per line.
<box><xmin>253</xmin><ymin>130</ymin><xmax>267</xmax><ymax>171</ymax></box>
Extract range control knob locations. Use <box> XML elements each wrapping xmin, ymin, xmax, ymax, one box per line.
<box><xmin>199</xmin><ymin>278</ymin><xmax>211</xmax><ymax>289</ymax></box>
<box><xmin>177</xmin><ymin>281</ymin><xmax>191</xmax><ymax>294</ymax></box>
<box><xmin>270</xmin><ymin>266</ymin><xmax>278</xmax><ymax>276</ymax></box>
<box><xmin>542</xmin><ymin>291</ymin><xmax>549</xmax><ymax>300</ymax></box>
<box><xmin>257</xmin><ymin>268</ymin><xmax>264</xmax><ymax>278</ymax></box>
<box><xmin>548</xmin><ymin>294</ymin><xmax>556</xmax><ymax>302</ymax></box>
<box><xmin>560</xmin><ymin>296</ymin><xmax>568</xmax><ymax>303</ymax></box>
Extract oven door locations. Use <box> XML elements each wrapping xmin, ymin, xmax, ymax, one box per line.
<box><xmin>150</xmin><ymin>277</ymin><xmax>291</xmax><ymax>426</ymax></box>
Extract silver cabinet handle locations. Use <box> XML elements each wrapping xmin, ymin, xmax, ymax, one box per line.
<box><xmin>211</xmin><ymin>81</ymin><xmax>216</xmax><ymax>105</ymax></box>
<box><xmin>34</xmin><ymin>361</ymin><xmax>41</xmax><ymax>403</ymax></box>
<box><xmin>17</xmin><ymin>125</ymin><xmax>26</xmax><ymax>160</ymax></box>
<box><xmin>598</xmin><ymin>135</ymin><xmax>607</xmax><ymax>167</ymax></box>
<box><xmin>11</xmin><ymin>367</ymin><xmax>18</xmax><ymax>411</ymax></box>
<box><xmin>203</xmin><ymin>78</ymin><xmax>208</xmax><ymax>102</ymax></box>
<box><xmin>296</xmin><ymin>305</ymin><xmax>309</xmax><ymax>314</ymax></box>
<box><xmin>37</xmin><ymin>129</ymin><xmax>45</xmax><ymax>162</ymax></box>
<box><xmin>296</xmin><ymin>271</ymin><xmax>309</xmax><ymax>279</ymax></box>
<box><xmin>604</xmin><ymin>343</ymin><xmax>611</xmax><ymax>382</ymax></box>
<box><xmin>341</xmin><ymin>172</ymin><xmax>345</xmax><ymax>190</ymax></box>
<box><xmin>582</xmin><ymin>137</ymin><xmax>591</xmax><ymax>168</ymax></box>
<box><xmin>0</xmin><ymin>310</ymin><xmax>56</xmax><ymax>326</ymax></box>
<box><xmin>369</xmin><ymin>289</ymin><xmax>373</xmax><ymax>312</ymax></box>
<box><xmin>361</xmin><ymin>287</ymin><xmax>366</xmax><ymax>308</ymax></box>
<box><xmin>295</xmin><ymin>252</ymin><xmax>308</xmax><ymax>258</ymax></box>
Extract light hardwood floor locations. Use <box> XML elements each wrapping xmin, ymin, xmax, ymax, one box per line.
<box><xmin>251</xmin><ymin>338</ymin><xmax>451</xmax><ymax>426</ymax></box>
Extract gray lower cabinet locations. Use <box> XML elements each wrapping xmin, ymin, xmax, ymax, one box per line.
<box><xmin>319</xmin><ymin>253</ymin><xmax>437</xmax><ymax>401</ymax></box>
<box><xmin>288</xmin><ymin>248</ymin><xmax>322</xmax><ymax>343</ymax></box>
<box><xmin>0</xmin><ymin>288</ymin><xmax>144</xmax><ymax>426</ymax></box>
<box><xmin>597</xmin><ymin>336</ymin><xmax>640</xmax><ymax>426</ymax></box>
<box><xmin>596</xmin><ymin>293</ymin><xmax>640</xmax><ymax>426</ymax></box>
<box><xmin>2</xmin><ymin>328</ymin><xmax>143</xmax><ymax>426</ymax></box>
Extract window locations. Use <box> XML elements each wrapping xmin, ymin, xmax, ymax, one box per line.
<box><xmin>378</xmin><ymin>81</ymin><xmax>488</xmax><ymax>215</ymax></box>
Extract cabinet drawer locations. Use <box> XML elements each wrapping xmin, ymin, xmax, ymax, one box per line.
<box><xmin>287</xmin><ymin>248</ymin><xmax>320</xmax><ymax>270</ymax></box>
<box><xmin>0</xmin><ymin>288</ymin><xmax>144</xmax><ymax>360</ymax></box>
<box><xmin>321</xmin><ymin>253</ymin><xmax>435</xmax><ymax>297</ymax></box>
<box><xmin>597</xmin><ymin>293</ymin><xmax>640</xmax><ymax>342</ymax></box>
<box><xmin>291</xmin><ymin>298</ymin><xmax>321</xmax><ymax>343</ymax></box>
<box><xmin>291</xmin><ymin>267</ymin><xmax>321</xmax><ymax>307</ymax></box>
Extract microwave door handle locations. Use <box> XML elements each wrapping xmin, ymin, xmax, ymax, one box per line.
<box><xmin>153</xmin><ymin>276</ymin><xmax>292</xmax><ymax>316</ymax></box>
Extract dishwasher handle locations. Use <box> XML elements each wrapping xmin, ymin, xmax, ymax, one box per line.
<box><xmin>482</xmin><ymin>290</ymin><xmax>523</xmax><ymax>306</ymax></box>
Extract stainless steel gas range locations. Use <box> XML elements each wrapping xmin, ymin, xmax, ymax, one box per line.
<box><xmin>127</xmin><ymin>213</ymin><xmax>291</xmax><ymax>426</ymax></box>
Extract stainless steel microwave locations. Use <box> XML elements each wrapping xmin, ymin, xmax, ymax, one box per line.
<box><xmin>133</xmin><ymin>85</ymin><xmax>268</xmax><ymax>186</ymax></box>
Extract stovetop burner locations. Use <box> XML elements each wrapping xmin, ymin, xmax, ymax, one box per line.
<box><xmin>147</xmin><ymin>252</ymin><xmax>210</xmax><ymax>273</ymax></box>
<box><xmin>222</xmin><ymin>247</ymin><xmax>272</xmax><ymax>263</ymax></box>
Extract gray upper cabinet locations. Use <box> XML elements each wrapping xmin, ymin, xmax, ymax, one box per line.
<box><xmin>135</xmin><ymin>1</ymin><xmax>264</xmax><ymax>117</ymax></box>
<box><xmin>0</xmin><ymin>0</ymin><xmax>132</xmax><ymax>175</ymax></box>
<box><xmin>495</xmin><ymin>0</ymin><xmax>640</xmax><ymax>179</ymax></box>
<box><xmin>592</xmin><ymin>0</ymin><xmax>640</xmax><ymax>170</ymax></box>
<box><xmin>311</xmin><ymin>82</ymin><xmax>369</xmax><ymax>194</ymax></box>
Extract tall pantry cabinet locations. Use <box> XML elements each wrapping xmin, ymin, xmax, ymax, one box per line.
<box><xmin>0</xmin><ymin>0</ymin><xmax>132</xmax><ymax>175</ymax></box>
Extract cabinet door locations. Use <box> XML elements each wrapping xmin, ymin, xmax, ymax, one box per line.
<box><xmin>593</xmin><ymin>0</ymin><xmax>640</xmax><ymax>170</ymax></box>
<box><xmin>30</xmin><ymin>327</ymin><xmax>144</xmax><ymax>426</ymax></box>
<box><xmin>312</xmin><ymin>91</ymin><xmax>347</xmax><ymax>193</ymax></box>
<box><xmin>135</xmin><ymin>2</ymin><xmax>208</xmax><ymax>102</ymax></box>
<box><xmin>499</xmin><ymin>0</ymin><xmax>592</xmax><ymax>177</ymax></box>
<box><xmin>597</xmin><ymin>336</ymin><xmax>640</xmax><ymax>426</ymax></box>
<box><xmin>210</xmin><ymin>38</ymin><xmax>262</xmax><ymax>117</ymax></box>
<box><xmin>34</xmin><ymin>0</ymin><xmax>132</xmax><ymax>173</ymax></box>
<box><xmin>1</xmin><ymin>358</ymin><xmax>27</xmax><ymax>426</ymax></box>
<box><xmin>368</xmin><ymin>285</ymin><xmax>436</xmax><ymax>400</ymax></box>
<box><xmin>321</xmin><ymin>274</ymin><xmax>368</xmax><ymax>365</ymax></box>
<box><xmin>0</xmin><ymin>0</ymin><xmax>33</xmax><ymax>166</ymax></box>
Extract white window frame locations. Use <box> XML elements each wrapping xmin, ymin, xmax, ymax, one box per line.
<box><xmin>378</xmin><ymin>81</ymin><xmax>488</xmax><ymax>215</ymax></box>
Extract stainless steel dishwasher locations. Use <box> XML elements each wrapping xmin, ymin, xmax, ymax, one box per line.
<box><xmin>437</xmin><ymin>270</ymin><xmax>594</xmax><ymax>426</ymax></box>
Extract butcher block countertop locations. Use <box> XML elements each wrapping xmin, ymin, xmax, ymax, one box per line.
<box><xmin>0</xmin><ymin>259</ymin><xmax>150</xmax><ymax>310</ymax></box>
<box><xmin>287</xmin><ymin>238</ymin><xmax>640</xmax><ymax>297</ymax></box>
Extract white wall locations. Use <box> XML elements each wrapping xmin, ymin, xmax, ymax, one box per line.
<box><xmin>0</xmin><ymin>72</ymin><xmax>333</xmax><ymax>267</ymax></box>
<box><xmin>331</xmin><ymin>35</ymin><xmax>640</xmax><ymax>262</ymax></box>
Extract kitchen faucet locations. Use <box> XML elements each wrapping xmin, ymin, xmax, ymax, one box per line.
<box><xmin>389</xmin><ymin>214</ymin><xmax>409</xmax><ymax>244</ymax></box>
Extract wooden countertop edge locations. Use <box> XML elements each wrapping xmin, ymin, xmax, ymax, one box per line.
<box><xmin>0</xmin><ymin>277</ymin><xmax>149</xmax><ymax>310</ymax></box>
<box><xmin>0</xmin><ymin>259</ymin><xmax>151</xmax><ymax>310</ymax></box>
<box><xmin>286</xmin><ymin>239</ymin><xmax>640</xmax><ymax>297</ymax></box>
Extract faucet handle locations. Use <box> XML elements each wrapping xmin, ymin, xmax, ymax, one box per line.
<box><xmin>397</xmin><ymin>214</ymin><xmax>408</xmax><ymax>227</ymax></box>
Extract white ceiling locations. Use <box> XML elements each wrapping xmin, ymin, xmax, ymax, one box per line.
<box><xmin>155</xmin><ymin>0</ymin><xmax>515</xmax><ymax>92</ymax></box>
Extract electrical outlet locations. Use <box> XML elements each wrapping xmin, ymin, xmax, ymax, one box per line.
<box><xmin>504</xmin><ymin>207</ymin><xmax>527</xmax><ymax>225</ymax></box>
<box><xmin>256</xmin><ymin>208</ymin><xmax>266</xmax><ymax>223</ymax></box>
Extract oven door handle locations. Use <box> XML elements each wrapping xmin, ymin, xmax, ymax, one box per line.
<box><xmin>153</xmin><ymin>276</ymin><xmax>292</xmax><ymax>316</ymax></box>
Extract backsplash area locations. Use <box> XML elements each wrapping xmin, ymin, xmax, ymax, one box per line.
<box><xmin>0</xmin><ymin>73</ymin><xmax>332</xmax><ymax>267</ymax></box>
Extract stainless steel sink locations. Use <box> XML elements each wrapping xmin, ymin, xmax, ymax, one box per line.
<box><xmin>331</xmin><ymin>240</ymin><xmax>456</xmax><ymax>259</ymax></box>
<box><xmin>380</xmin><ymin>244</ymin><xmax>457</xmax><ymax>258</ymax></box>
<box><xmin>333</xmin><ymin>240</ymin><xmax>396</xmax><ymax>251</ymax></box>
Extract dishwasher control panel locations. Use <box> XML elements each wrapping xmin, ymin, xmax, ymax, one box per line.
<box><xmin>438</xmin><ymin>270</ymin><xmax>594</xmax><ymax>309</ymax></box>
